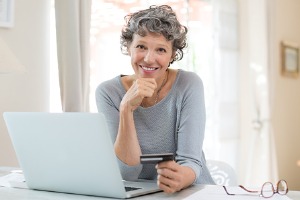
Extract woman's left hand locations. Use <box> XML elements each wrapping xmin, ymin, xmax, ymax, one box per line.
<box><xmin>156</xmin><ymin>161</ymin><xmax>196</xmax><ymax>194</ymax></box>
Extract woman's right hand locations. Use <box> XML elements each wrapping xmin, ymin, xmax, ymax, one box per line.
<box><xmin>115</xmin><ymin>78</ymin><xmax>157</xmax><ymax>165</ymax></box>
<box><xmin>121</xmin><ymin>78</ymin><xmax>157</xmax><ymax>111</ymax></box>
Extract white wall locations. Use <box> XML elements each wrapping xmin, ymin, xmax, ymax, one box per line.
<box><xmin>0</xmin><ymin>0</ymin><xmax>50</xmax><ymax>166</ymax></box>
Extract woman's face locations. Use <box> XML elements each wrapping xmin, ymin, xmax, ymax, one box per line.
<box><xmin>128</xmin><ymin>32</ymin><xmax>174</xmax><ymax>80</ymax></box>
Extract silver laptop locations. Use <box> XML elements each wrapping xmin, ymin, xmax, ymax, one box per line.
<box><xmin>3</xmin><ymin>112</ymin><xmax>161</xmax><ymax>198</ymax></box>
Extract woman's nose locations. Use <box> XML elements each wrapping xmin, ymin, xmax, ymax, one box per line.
<box><xmin>144</xmin><ymin>50</ymin><xmax>155</xmax><ymax>63</ymax></box>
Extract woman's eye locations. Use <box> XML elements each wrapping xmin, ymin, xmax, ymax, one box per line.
<box><xmin>158</xmin><ymin>48</ymin><xmax>166</xmax><ymax>53</ymax></box>
<box><xmin>136</xmin><ymin>45</ymin><xmax>145</xmax><ymax>49</ymax></box>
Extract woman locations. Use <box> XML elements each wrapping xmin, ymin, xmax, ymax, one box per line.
<box><xmin>96</xmin><ymin>5</ymin><xmax>215</xmax><ymax>193</ymax></box>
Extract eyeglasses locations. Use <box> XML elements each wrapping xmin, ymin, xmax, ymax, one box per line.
<box><xmin>223</xmin><ymin>180</ymin><xmax>289</xmax><ymax>198</ymax></box>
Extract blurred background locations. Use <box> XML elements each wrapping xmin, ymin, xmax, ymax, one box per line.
<box><xmin>0</xmin><ymin>0</ymin><xmax>299</xmax><ymax>190</ymax></box>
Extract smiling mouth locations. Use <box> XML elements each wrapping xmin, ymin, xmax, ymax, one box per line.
<box><xmin>141</xmin><ymin>66</ymin><xmax>158</xmax><ymax>71</ymax></box>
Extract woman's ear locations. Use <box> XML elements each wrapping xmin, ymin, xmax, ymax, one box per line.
<box><xmin>170</xmin><ymin>52</ymin><xmax>176</xmax><ymax>64</ymax></box>
<box><xmin>126</xmin><ymin>42</ymin><xmax>133</xmax><ymax>56</ymax></box>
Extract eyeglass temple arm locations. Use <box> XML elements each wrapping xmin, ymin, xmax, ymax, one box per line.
<box><xmin>223</xmin><ymin>186</ymin><xmax>235</xmax><ymax>195</ymax></box>
<box><xmin>239</xmin><ymin>185</ymin><xmax>260</xmax><ymax>193</ymax></box>
<box><xmin>223</xmin><ymin>185</ymin><xmax>260</xmax><ymax>195</ymax></box>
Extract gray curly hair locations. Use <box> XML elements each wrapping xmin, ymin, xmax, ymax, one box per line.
<box><xmin>120</xmin><ymin>5</ymin><xmax>188</xmax><ymax>63</ymax></box>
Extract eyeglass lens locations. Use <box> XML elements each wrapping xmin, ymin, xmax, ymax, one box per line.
<box><xmin>261</xmin><ymin>182</ymin><xmax>274</xmax><ymax>198</ymax></box>
<box><xmin>277</xmin><ymin>180</ymin><xmax>288</xmax><ymax>195</ymax></box>
<box><xmin>261</xmin><ymin>180</ymin><xmax>288</xmax><ymax>198</ymax></box>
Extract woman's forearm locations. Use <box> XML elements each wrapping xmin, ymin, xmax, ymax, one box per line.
<box><xmin>114</xmin><ymin>103</ymin><xmax>141</xmax><ymax>166</ymax></box>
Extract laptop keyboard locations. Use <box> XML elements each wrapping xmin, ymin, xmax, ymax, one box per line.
<box><xmin>125</xmin><ymin>186</ymin><xmax>141</xmax><ymax>192</ymax></box>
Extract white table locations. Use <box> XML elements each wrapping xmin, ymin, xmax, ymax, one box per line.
<box><xmin>1</xmin><ymin>167</ymin><xmax>299</xmax><ymax>200</ymax></box>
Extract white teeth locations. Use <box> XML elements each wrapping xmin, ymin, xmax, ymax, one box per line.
<box><xmin>142</xmin><ymin>66</ymin><xmax>156</xmax><ymax>71</ymax></box>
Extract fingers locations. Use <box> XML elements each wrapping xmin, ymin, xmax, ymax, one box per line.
<box><xmin>156</xmin><ymin>161</ymin><xmax>183</xmax><ymax>193</ymax></box>
<box><xmin>133</xmin><ymin>78</ymin><xmax>157</xmax><ymax>98</ymax></box>
<box><xmin>157</xmin><ymin>177</ymin><xmax>179</xmax><ymax>194</ymax></box>
<box><xmin>156</xmin><ymin>160</ymin><xmax>177</xmax><ymax>171</ymax></box>
<box><xmin>121</xmin><ymin>78</ymin><xmax>157</xmax><ymax>110</ymax></box>
<box><xmin>157</xmin><ymin>172</ymin><xmax>181</xmax><ymax>193</ymax></box>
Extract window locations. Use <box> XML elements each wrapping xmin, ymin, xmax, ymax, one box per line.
<box><xmin>89</xmin><ymin>0</ymin><xmax>239</xmax><ymax>168</ymax></box>
<box><xmin>50</xmin><ymin>0</ymin><xmax>239</xmax><ymax>170</ymax></box>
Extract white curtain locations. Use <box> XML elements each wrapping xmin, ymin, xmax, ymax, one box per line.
<box><xmin>55</xmin><ymin>0</ymin><xmax>91</xmax><ymax>112</ymax></box>
<box><xmin>200</xmin><ymin>0</ymin><xmax>239</xmax><ymax>171</ymax></box>
<box><xmin>239</xmin><ymin>0</ymin><xmax>278</xmax><ymax>186</ymax></box>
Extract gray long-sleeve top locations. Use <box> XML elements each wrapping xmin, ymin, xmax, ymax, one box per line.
<box><xmin>95</xmin><ymin>69</ymin><xmax>215</xmax><ymax>184</ymax></box>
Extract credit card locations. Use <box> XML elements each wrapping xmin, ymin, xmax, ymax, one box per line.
<box><xmin>140</xmin><ymin>153</ymin><xmax>174</xmax><ymax>164</ymax></box>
